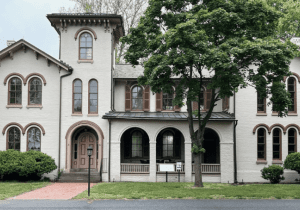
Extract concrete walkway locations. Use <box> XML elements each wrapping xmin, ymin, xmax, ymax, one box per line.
<box><xmin>7</xmin><ymin>183</ymin><xmax>97</xmax><ymax>200</ymax></box>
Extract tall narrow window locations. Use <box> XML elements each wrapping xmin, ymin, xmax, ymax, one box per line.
<box><xmin>257</xmin><ymin>128</ymin><xmax>266</xmax><ymax>160</ymax></box>
<box><xmin>257</xmin><ymin>92</ymin><xmax>265</xmax><ymax>113</ymax></box>
<box><xmin>163</xmin><ymin>131</ymin><xmax>173</xmax><ymax>157</ymax></box>
<box><xmin>79</xmin><ymin>33</ymin><xmax>92</xmax><ymax>60</ymax></box>
<box><xmin>89</xmin><ymin>79</ymin><xmax>98</xmax><ymax>114</ymax></box>
<box><xmin>288</xmin><ymin>77</ymin><xmax>296</xmax><ymax>112</ymax></box>
<box><xmin>132</xmin><ymin>131</ymin><xmax>142</xmax><ymax>157</ymax></box>
<box><xmin>27</xmin><ymin>127</ymin><xmax>41</xmax><ymax>151</ymax></box>
<box><xmin>288</xmin><ymin>129</ymin><xmax>297</xmax><ymax>154</ymax></box>
<box><xmin>9</xmin><ymin>77</ymin><xmax>22</xmax><ymax>105</ymax></box>
<box><xmin>7</xmin><ymin>127</ymin><xmax>20</xmax><ymax>151</ymax></box>
<box><xmin>132</xmin><ymin>86</ymin><xmax>143</xmax><ymax>110</ymax></box>
<box><xmin>273</xmin><ymin>128</ymin><xmax>281</xmax><ymax>160</ymax></box>
<box><xmin>29</xmin><ymin>78</ymin><xmax>42</xmax><ymax>105</ymax></box>
<box><xmin>192</xmin><ymin>88</ymin><xmax>204</xmax><ymax>111</ymax></box>
<box><xmin>73</xmin><ymin>79</ymin><xmax>82</xmax><ymax>113</ymax></box>
<box><xmin>163</xmin><ymin>92</ymin><xmax>174</xmax><ymax>111</ymax></box>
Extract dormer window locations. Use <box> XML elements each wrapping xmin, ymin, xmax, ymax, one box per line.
<box><xmin>79</xmin><ymin>33</ymin><xmax>93</xmax><ymax>60</ymax></box>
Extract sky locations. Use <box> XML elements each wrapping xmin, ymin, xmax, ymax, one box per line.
<box><xmin>0</xmin><ymin>0</ymin><xmax>77</xmax><ymax>59</ymax></box>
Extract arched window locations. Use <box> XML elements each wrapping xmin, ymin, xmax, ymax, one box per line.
<box><xmin>27</xmin><ymin>127</ymin><xmax>41</xmax><ymax>151</ymax></box>
<box><xmin>7</xmin><ymin>127</ymin><xmax>20</xmax><ymax>151</ymax></box>
<box><xmin>132</xmin><ymin>131</ymin><xmax>142</xmax><ymax>157</ymax></box>
<box><xmin>132</xmin><ymin>86</ymin><xmax>143</xmax><ymax>110</ymax></box>
<box><xmin>89</xmin><ymin>79</ymin><xmax>98</xmax><ymax>114</ymax></box>
<box><xmin>73</xmin><ymin>79</ymin><xmax>82</xmax><ymax>113</ymax></box>
<box><xmin>9</xmin><ymin>77</ymin><xmax>22</xmax><ymax>105</ymax></box>
<box><xmin>273</xmin><ymin>128</ymin><xmax>281</xmax><ymax>160</ymax></box>
<box><xmin>288</xmin><ymin>129</ymin><xmax>297</xmax><ymax>154</ymax></box>
<box><xmin>29</xmin><ymin>78</ymin><xmax>42</xmax><ymax>105</ymax></box>
<box><xmin>257</xmin><ymin>128</ymin><xmax>266</xmax><ymax>160</ymax></box>
<box><xmin>79</xmin><ymin>33</ymin><xmax>93</xmax><ymax>60</ymax></box>
<box><xmin>288</xmin><ymin>77</ymin><xmax>296</xmax><ymax>113</ymax></box>
<box><xmin>163</xmin><ymin>92</ymin><xmax>174</xmax><ymax>111</ymax></box>
<box><xmin>162</xmin><ymin>131</ymin><xmax>173</xmax><ymax>157</ymax></box>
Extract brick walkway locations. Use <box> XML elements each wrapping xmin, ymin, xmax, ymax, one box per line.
<box><xmin>7</xmin><ymin>183</ymin><xmax>97</xmax><ymax>200</ymax></box>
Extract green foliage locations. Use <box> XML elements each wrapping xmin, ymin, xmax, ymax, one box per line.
<box><xmin>261</xmin><ymin>165</ymin><xmax>285</xmax><ymax>184</ymax></box>
<box><xmin>85</xmin><ymin>3</ymin><xmax>92</xmax><ymax>13</ymax></box>
<box><xmin>284</xmin><ymin>152</ymin><xmax>300</xmax><ymax>174</ymax></box>
<box><xmin>191</xmin><ymin>144</ymin><xmax>205</xmax><ymax>154</ymax></box>
<box><xmin>0</xmin><ymin>150</ymin><xmax>57</xmax><ymax>181</ymax></box>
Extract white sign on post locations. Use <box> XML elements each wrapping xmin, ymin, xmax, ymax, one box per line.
<box><xmin>159</xmin><ymin>164</ymin><xmax>174</xmax><ymax>172</ymax></box>
<box><xmin>176</xmin><ymin>162</ymin><xmax>182</xmax><ymax>171</ymax></box>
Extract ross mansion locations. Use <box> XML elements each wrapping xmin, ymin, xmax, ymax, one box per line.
<box><xmin>0</xmin><ymin>13</ymin><xmax>300</xmax><ymax>183</ymax></box>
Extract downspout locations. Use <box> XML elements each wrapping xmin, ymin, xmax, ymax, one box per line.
<box><xmin>108</xmin><ymin>119</ymin><xmax>111</xmax><ymax>182</ymax></box>
<box><xmin>58</xmin><ymin>68</ymin><xmax>73</xmax><ymax>177</ymax></box>
<box><xmin>233</xmin><ymin>91</ymin><xmax>238</xmax><ymax>184</ymax></box>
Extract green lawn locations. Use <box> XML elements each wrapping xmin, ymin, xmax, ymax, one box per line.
<box><xmin>0</xmin><ymin>181</ymin><xmax>52</xmax><ymax>200</ymax></box>
<box><xmin>73</xmin><ymin>182</ymin><xmax>300</xmax><ymax>200</ymax></box>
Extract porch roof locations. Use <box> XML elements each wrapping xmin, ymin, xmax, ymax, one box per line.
<box><xmin>102</xmin><ymin>111</ymin><xmax>235</xmax><ymax>121</ymax></box>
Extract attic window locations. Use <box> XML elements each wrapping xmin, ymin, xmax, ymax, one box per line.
<box><xmin>79</xmin><ymin>33</ymin><xmax>93</xmax><ymax>60</ymax></box>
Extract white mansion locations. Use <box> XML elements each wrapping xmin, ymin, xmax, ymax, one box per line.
<box><xmin>0</xmin><ymin>13</ymin><xmax>299</xmax><ymax>183</ymax></box>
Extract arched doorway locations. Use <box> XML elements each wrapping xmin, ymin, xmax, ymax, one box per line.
<box><xmin>65</xmin><ymin>121</ymin><xmax>104</xmax><ymax>173</ymax></box>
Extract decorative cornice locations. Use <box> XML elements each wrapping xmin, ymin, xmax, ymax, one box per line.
<box><xmin>24</xmin><ymin>73</ymin><xmax>47</xmax><ymax>86</ymax></box>
<box><xmin>2</xmin><ymin>122</ymin><xmax>24</xmax><ymax>135</ymax></box>
<box><xmin>23</xmin><ymin>123</ymin><xmax>46</xmax><ymax>135</ymax></box>
<box><xmin>3</xmin><ymin>73</ymin><xmax>25</xmax><ymax>85</ymax></box>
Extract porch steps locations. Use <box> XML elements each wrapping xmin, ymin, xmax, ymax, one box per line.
<box><xmin>57</xmin><ymin>169</ymin><xmax>101</xmax><ymax>183</ymax></box>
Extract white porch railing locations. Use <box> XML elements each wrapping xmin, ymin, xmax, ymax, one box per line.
<box><xmin>192</xmin><ymin>164</ymin><xmax>220</xmax><ymax>174</ymax></box>
<box><xmin>120</xmin><ymin>163</ymin><xmax>149</xmax><ymax>173</ymax></box>
<box><xmin>120</xmin><ymin>163</ymin><xmax>220</xmax><ymax>174</ymax></box>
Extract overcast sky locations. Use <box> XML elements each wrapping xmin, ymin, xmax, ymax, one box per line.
<box><xmin>0</xmin><ymin>0</ymin><xmax>77</xmax><ymax>59</ymax></box>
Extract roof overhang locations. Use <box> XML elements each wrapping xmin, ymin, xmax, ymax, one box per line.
<box><xmin>46</xmin><ymin>13</ymin><xmax>125</xmax><ymax>44</ymax></box>
<box><xmin>0</xmin><ymin>39</ymin><xmax>73</xmax><ymax>71</ymax></box>
<box><xmin>102</xmin><ymin>111</ymin><xmax>235</xmax><ymax>121</ymax></box>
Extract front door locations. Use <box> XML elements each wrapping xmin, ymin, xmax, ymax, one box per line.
<box><xmin>78</xmin><ymin>133</ymin><xmax>96</xmax><ymax>169</ymax></box>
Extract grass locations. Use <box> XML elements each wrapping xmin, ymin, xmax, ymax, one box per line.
<box><xmin>73</xmin><ymin>182</ymin><xmax>300</xmax><ymax>200</ymax></box>
<box><xmin>0</xmin><ymin>180</ymin><xmax>52</xmax><ymax>200</ymax></box>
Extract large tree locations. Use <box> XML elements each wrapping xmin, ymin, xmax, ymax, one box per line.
<box><xmin>121</xmin><ymin>0</ymin><xmax>299</xmax><ymax>187</ymax></box>
<box><xmin>59</xmin><ymin>0</ymin><xmax>148</xmax><ymax>63</ymax></box>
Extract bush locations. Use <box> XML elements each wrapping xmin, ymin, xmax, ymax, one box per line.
<box><xmin>261</xmin><ymin>165</ymin><xmax>285</xmax><ymax>184</ymax></box>
<box><xmin>284</xmin><ymin>152</ymin><xmax>300</xmax><ymax>174</ymax></box>
<box><xmin>0</xmin><ymin>150</ymin><xmax>57</xmax><ymax>181</ymax></box>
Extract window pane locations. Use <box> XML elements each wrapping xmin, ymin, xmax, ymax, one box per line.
<box><xmin>86</xmin><ymin>42</ymin><xmax>92</xmax><ymax>47</ymax></box>
<box><xmin>90</xmin><ymin>105</ymin><xmax>97</xmax><ymax>112</ymax></box>
<box><xmin>86</xmin><ymin>35</ymin><xmax>92</xmax><ymax>42</ymax></box>
<box><xmin>136</xmin><ymin>99</ymin><xmax>143</xmax><ymax>109</ymax></box>
<box><xmin>90</xmin><ymin>86</ymin><xmax>97</xmax><ymax>93</ymax></box>
<box><xmin>258</xmin><ymin>152</ymin><xmax>265</xmax><ymax>159</ymax></box>
<box><xmin>273</xmin><ymin>145</ymin><xmax>280</xmax><ymax>152</ymax></box>
<box><xmin>80</xmin><ymin>54</ymin><xmax>87</xmax><ymax>59</ymax></box>
<box><xmin>288</xmin><ymin>129</ymin><xmax>295</xmax><ymax>137</ymax></box>
<box><xmin>74</xmin><ymin>80</ymin><xmax>82</xmax><ymax>87</ymax></box>
<box><xmin>273</xmin><ymin>152</ymin><xmax>279</xmax><ymax>159</ymax></box>
<box><xmin>90</xmin><ymin>93</ymin><xmax>97</xmax><ymax>100</ymax></box>
<box><xmin>168</xmin><ymin>145</ymin><xmax>173</xmax><ymax>151</ymax></box>
<box><xmin>10</xmin><ymin>97</ymin><xmax>15</xmax><ymax>104</ymax></box>
<box><xmin>273</xmin><ymin>129</ymin><xmax>279</xmax><ymax>136</ymax></box>
<box><xmin>163</xmin><ymin>151</ymin><xmax>167</xmax><ymax>157</ymax></box>
<box><xmin>163</xmin><ymin>145</ymin><xmax>167</xmax><ymax>151</ymax></box>
<box><xmin>74</xmin><ymin>100</ymin><xmax>82</xmax><ymax>111</ymax></box>
<box><xmin>74</xmin><ymin>94</ymin><xmax>82</xmax><ymax>100</ymax></box>
<box><xmin>137</xmin><ymin>87</ymin><xmax>143</xmax><ymax>97</ymax></box>
<box><xmin>288</xmin><ymin>84</ymin><xmax>294</xmax><ymax>92</ymax></box>
<box><xmin>258</xmin><ymin>129</ymin><xmax>265</xmax><ymax>136</ymax></box>
<box><xmin>288</xmin><ymin>137</ymin><xmax>294</xmax><ymax>144</ymax></box>
<box><xmin>36</xmin><ymin>92</ymin><xmax>42</xmax><ymax>104</ymax></box>
<box><xmin>9</xmin><ymin>143</ymin><xmax>14</xmax><ymax>149</ymax></box>
<box><xmin>288</xmin><ymin>145</ymin><xmax>295</xmax><ymax>152</ymax></box>
<box><xmin>258</xmin><ymin>144</ymin><xmax>264</xmax><ymax>151</ymax></box>
<box><xmin>132</xmin><ymin>92</ymin><xmax>137</xmax><ymax>98</ymax></box>
<box><xmin>86</xmin><ymin>49</ymin><xmax>92</xmax><ymax>59</ymax></box>
<box><xmin>273</xmin><ymin>137</ymin><xmax>279</xmax><ymax>144</ymax></box>
<box><xmin>10</xmin><ymin>92</ymin><xmax>15</xmax><ymax>98</ymax></box>
<box><xmin>258</xmin><ymin>137</ymin><xmax>264</xmax><ymax>144</ymax></box>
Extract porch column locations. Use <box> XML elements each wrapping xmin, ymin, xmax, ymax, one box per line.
<box><xmin>185</xmin><ymin>142</ymin><xmax>192</xmax><ymax>182</ymax></box>
<box><xmin>149</xmin><ymin>142</ymin><xmax>157</xmax><ymax>182</ymax></box>
<box><xmin>110</xmin><ymin>141</ymin><xmax>121</xmax><ymax>182</ymax></box>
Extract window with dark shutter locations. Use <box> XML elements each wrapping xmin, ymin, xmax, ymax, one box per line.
<box><xmin>125</xmin><ymin>84</ymin><xmax>131</xmax><ymax>111</ymax></box>
<box><xmin>156</xmin><ymin>92</ymin><xmax>162</xmax><ymax>111</ymax></box>
<box><xmin>144</xmin><ymin>86</ymin><xmax>150</xmax><ymax>111</ymax></box>
<box><xmin>222</xmin><ymin>96</ymin><xmax>229</xmax><ymax>111</ymax></box>
<box><xmin>205</xmin><ymin>88</ymin><xmax>212</xmax><ymax>110</ymax></box>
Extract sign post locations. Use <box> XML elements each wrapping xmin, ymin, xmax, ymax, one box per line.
<box><xmin>176</xmin><ymin>162</ymin><xmax>182</xmax><ymax>182</ymax></box>
<box><xmin>159</xmin><ymin>164</ymin><xmax>175</xmax><ymax>182</ymax></box>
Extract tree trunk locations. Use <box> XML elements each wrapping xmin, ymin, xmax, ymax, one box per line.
<box><xmin>193</xmin><ymin>152</ymin><xmax>203</xmax><ymax>187</ymax></box>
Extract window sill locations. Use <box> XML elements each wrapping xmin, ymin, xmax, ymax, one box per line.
<box><xmin>256</xmin><ymin>160</ymin><xmax>267</xmax><ymax>164</ymax></box>
<box><xmin>288</xmin><ymin>113</ymin><xmax>298</xmax><ymax>116</ymax></box>
<box><xmin>77</xmin><ymin>60</ymin><xmax>94</xmax><ymax>64</ymax></box>
<box><xmin>26</xmin><ymin>105</ymin><xmax>43</xmax><ymax>109</ymax></box>
<box><xmin>272</xmin><ymin>112</ymin><xmax>279</xmax><ymax>116</ymax></box>
<box><xmin>87</xmin><ymin>114</ymin><xmax>99</xmax><ymax>117</ymax></box>
<box><xmin>72</xmin><ymin>113</ymin><xmax>83</xmax><ymax>116</ymax></box>
<box><xmin>256</xmin><ymin>113</ymin><xmax>267</xmax><ymax>116</ymax></box>
<box><xmin>6</xmin><ymin>105</ymin><xmax>22</xmax><ymax>108</ymax></box>
<box><xmin>272</xmin><ymin>160</ymin><xmax>283</xmax><ymax>164</ymax></box>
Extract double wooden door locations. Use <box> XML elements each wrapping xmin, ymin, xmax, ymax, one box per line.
<box><xmin>78</xmin><ymin>133</ymin><xmax>96</xmax><ymax>169</ymax></box>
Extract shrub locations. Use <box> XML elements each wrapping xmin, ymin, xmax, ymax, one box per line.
<box><xmin>284</xmin><ymin>152</ymin><xmax>300</xmax><ymax>174</ymax></box>
<box><xmin>261</xmin><ymin>165</ymin><xmax>285</xmax><ymax>184</ymax></box>
<box><xmin>0</xmin><ymin>150</ymin><xmax>57</xmax><ymax>181</ymax></box>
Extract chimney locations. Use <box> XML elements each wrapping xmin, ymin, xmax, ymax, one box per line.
<box><xmin>7</xmin><ymin>40</ymin><xmax>16</xmax><ymax>47</ymax></box>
